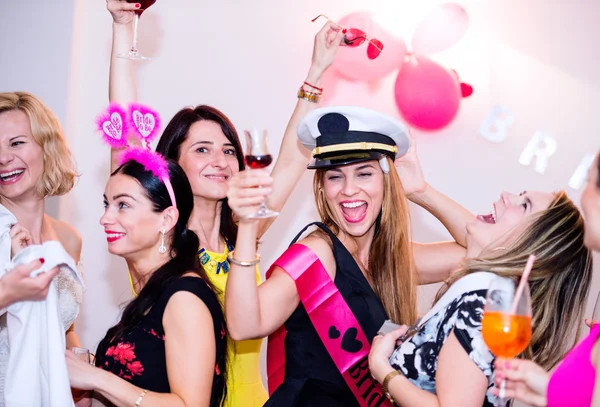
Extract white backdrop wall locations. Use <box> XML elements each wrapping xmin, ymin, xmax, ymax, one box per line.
<box><xmin>1</xmin><ymin>0</ymin><xmax>600</xmax><ymax>384</ymax></box>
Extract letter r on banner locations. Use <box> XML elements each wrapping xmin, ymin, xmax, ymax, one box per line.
<box><xmin>518</xmin><ymin>131</ymin><xmax>557</xmax><ymax>174</ymax></box>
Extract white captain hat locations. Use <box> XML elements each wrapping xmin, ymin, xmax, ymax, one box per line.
<box><xmin>297</xmin><ymin>106</ymin><xmax>410</xmax><ymax>169</ymax></box>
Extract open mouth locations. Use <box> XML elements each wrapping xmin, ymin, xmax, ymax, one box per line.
<box><xmin>477</xmin><ymin>204</ymin><xmax>497</xmax><ymax>224</ymax></box>
<box><xmin>203</xmin><ymin>174</ymin><xmax>230</xmax><ymax>182</ymax></box>
<box><xmin>106</xmin><ymin>231</ymin><xmax>126</xmax><ymax>243</ymax></box>
<box><xmin>0</xmin><ymin>169</ymin><xmax>24</xmax><ymax>184</ymax></box>
<box><xmin>340</xmin><ymin>200</ymin><xmax>368</xmax><ymax>223</ymax></box>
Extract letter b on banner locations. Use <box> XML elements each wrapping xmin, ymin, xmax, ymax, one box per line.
<box><xmin>519</xmin><ymin>131</ymin><xmax>557</xmax><ymax>174</ymax></box>
<box><xmin>479</xmin><ymin>105</ymin><xmax>515</xmax><ymax>143</ymax></box>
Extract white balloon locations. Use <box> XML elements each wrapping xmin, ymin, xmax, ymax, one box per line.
<box><xmin>518</xmin><ymin>131</ymin><xmax>557</xmax><ymax>174</ymax></box>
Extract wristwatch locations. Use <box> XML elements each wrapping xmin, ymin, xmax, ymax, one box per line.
<box><xmin>382</xmin><ymin>370</ymin><xmax>401</xmax><ymax>404</ymax></box>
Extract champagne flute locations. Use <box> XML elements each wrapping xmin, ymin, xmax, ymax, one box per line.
<box><xmin>117</xmin><ymin>0</ymin><xmax>157</xmax><ymax>61</ymax></box>
<box><xmin>70</xmin><ymin>347</ymin><xmax>91</xmax><ymax>364</ymax></box>
<box><xmin>243</xmin><ymin>128</ymin><xmax>278</xmax><ymax>219</ymax></box>
<box><xmin>482</xmin><ymin>276</ymin><xmax>532</xmax><ymax>406</ymax></box>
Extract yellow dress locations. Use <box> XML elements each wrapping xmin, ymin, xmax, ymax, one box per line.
<box><xmin>200</xmin><ymin>245</ymin><xmax>268</xmax><ymax>407</ymax></box>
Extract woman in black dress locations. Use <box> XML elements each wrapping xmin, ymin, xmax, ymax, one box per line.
<box><xmin>65</xmin><ymin>157</ymin><xmax>227</xmax><ymax>406</ymax></box>
<box><xmin>224</xmin><ymin>106</ymin><xmax>420</xmax><ymax>406</ymax></box>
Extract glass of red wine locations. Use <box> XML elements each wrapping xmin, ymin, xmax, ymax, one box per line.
<box><xmin>117</xmin><ymin>0</ymin><xmax>157</xmax><ymax>61</ymax></box>
<box><xmin>243</xmin><ymin>128</ymin><xmax>278</xmax><ymax>219</ymax></box>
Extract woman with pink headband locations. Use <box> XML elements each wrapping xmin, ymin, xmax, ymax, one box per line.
<box><xmin>65</xmin><ymin>137</ymin><xmax>228</xmax><ymax>406</ymax></box>
<box><xmin>104</xmin><ymin>1</ymin><xmax>344</xmax><ymax>405</ymax></box>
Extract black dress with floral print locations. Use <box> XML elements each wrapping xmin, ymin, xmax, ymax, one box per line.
<box><xmin>95</xmin><ymin>277</ymin><xmax>227</xmax><ymax>405</ymax></box>
<box><xmin>389</xmin><ymin>287</ymin><xmax>500</xmax><ymax>407</ymax></box>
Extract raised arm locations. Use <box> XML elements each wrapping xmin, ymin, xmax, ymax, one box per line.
<box><xmin>106</xmin><ymin>0</ymin><xmax>141</xmax><ymax>172</ymax></box>
<box><xmin>257</xmin><ymin>21</ymin><xmax>344</xmax><ymax>237</ymax></box>
<box><xmin>396</xmin><ymin>136</ymin><xmax>475</xmax><ymax>248</ymax></box>
<box><xmin>396</xmin><ymin>138</ymin><xmax>468</xmax><ymax>282</ymax></box>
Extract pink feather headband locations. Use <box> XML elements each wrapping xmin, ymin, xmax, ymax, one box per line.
<box><xmin>96</xmin><ymin>103</ymin><xmax>177</xmax><ymax>207</ymax></box>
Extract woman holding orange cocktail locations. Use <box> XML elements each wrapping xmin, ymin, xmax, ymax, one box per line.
<box><xmin>493</xmin><ymin>152</ymin><xmax>600</xmax><ymax>407</ymax></box>
<box><xmin>368</xmin><ymin>139</ymin><xmax>592</xmax><ymax>407</ymax></box>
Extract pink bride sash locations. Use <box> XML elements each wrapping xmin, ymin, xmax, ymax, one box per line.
<box><xmin>266</xmin><ymin>244</ymin><xmax>392</xmax><ymax>407</ymax></box>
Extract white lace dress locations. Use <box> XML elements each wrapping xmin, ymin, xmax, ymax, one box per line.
<box><xmin>0</xmin><ymin>263</ymin><xmax>84</xmax><ymax>406</ymax></box>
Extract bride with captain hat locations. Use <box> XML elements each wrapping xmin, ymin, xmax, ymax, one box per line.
<box><xmin>221</xmin><ymin>105</ymin><xmax>450</xmax><ymax>406</ymax></box>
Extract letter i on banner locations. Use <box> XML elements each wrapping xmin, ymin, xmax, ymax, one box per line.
<box><xmin>568</xmin><ymin>153</ymin><xmax>596</xmax><ymax>190</ymax></box>
<box><xmin>518</xmin><ymin>131</ymin><xmax>557</xmax><ymax>174</ymax></box>
<box><xmin>479</xmin><ymin>105</ymin><xmax>515</xmax><ymax>143</ymax></box>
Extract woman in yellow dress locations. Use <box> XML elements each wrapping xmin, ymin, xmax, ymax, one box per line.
<box><xmin>105</xmin><ymin>1</ymin><xmax>343</xmax><ymax>404</ymax></box>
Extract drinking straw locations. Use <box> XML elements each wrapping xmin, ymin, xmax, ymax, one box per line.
<box><xmin>510</xmin><ymin>254</ymin><xmax>536</xmax><ymax>314</ymax></box>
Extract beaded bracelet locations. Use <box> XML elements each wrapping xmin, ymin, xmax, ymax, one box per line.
<box><xmin>134</xmin><ymin>389</ymin><xmax>148</xmax><ymax>407</ymax></box>
<box><xmin>382</xmin><ymin>370</ymin><xmax>401</xmax><ymax>404</ymax></box>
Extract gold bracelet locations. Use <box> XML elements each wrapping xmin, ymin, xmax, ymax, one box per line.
<box><xmin>297</xmin><ymin>88</ymin><xmax>321</xmax><ymax>103</ymax></box>
<box><xmin>134</xmin><ymin>389</ymin><xmax>148</xmax><ymax>407</ymax></box>
<box><xmin>382</xmin><ymin>370</ymin><xmax>401</xmax><ymax>403</ymax></box>
<box><xmin>227</xmin><ymin>251</ymin><xmax>261</xmax><ymax>267</ymax></box>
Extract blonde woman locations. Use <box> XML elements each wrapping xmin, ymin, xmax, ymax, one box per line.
<box><xmin>492</xmin><ymin>151</ymin><xmax>600</xmax><ymax>407</ymax></box>
<box><xmin>0</xmin><ymin>92</ymin><xmax>84</xmax><ymax>404</ymax></box>
<box><xmin>368</xmin><ymin>141</ymin><xmax>592</xmax><ymax>407</ymax></box>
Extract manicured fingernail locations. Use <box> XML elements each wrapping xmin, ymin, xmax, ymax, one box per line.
<box><xmin>135</xmin><ymin>3</ymin><xmax>141</xmax><ymax>8</ymax></box>
<box><xmin>39</xmin><ymin>258</ymin><xmax>45</xmax><ymax>264</ymax></box>
<box><xmin>342</xmin><ymin>28</ymin><xmax>347</xmax><ymax>34</ymax></box>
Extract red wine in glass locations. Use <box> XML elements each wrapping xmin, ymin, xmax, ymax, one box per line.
<box><xmin>126</xmin><ymin>0</ymin><xmax>156</xmax><ymax>16</ymax></box>
<box><xmin>243</xmin><ymin>129</ymin><xmax>278</xmax><ymax>219</ymax></box>
<box><xmin>119</xmin><ymin>0</ymin><xmax>155</xmax><ymax>60</ymax></box>
<box><xmin>245</xmin><ymin>154</ymin><xmax>273</xmax><ymax>169</ymax></box>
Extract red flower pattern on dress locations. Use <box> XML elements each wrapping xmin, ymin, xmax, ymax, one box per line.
<box><xmin>147</xmin><ymin>328</ymin><xmax>165</xmax><ymax>341</ymax></box>
<box><xmin>127</xmin><ymin>361</ymin><xmax>145</xmax><ymax>376</ymax></box>
<box><xmin>106</xmin><ymin>343</ymin><xmax>136</xmax><ymax>364</ymax></box>
<box><xmin>104</xmin><ymin>342</ymin><xmax>145</xmax><ymax>380</ymax></box>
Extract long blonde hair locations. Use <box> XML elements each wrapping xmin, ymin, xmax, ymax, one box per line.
<box><xmin>314</xmin><ymin>157</ymin><xmax>418</xmax><ymax>325</ymax></box>
<box><xmin>436</xmin><ymin>191</ymin><xmax>592</xmax><ymax>370</ymax></box>
<box><xmin>0</xmin><ymin>92</ymin><xmax>78</xmax><ymax>197</ymax></box>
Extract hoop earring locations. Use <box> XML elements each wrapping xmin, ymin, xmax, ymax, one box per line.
<box><xmin>158</xmin><ymin>229</ymin><xmax>167</xmax><ymax>254</ymax></box>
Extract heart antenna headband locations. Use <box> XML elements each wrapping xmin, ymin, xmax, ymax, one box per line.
<box><xmin>96</xmin><ymin>103</ymin><xmax>176</xmax><ymax>207</ymax></box>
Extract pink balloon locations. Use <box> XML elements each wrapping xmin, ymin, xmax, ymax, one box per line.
<box><xmin>411</xmin><ymin>3</ymin><xmax>469</xmax><ymax>56</ymax></box>
<box><xmin>332</xmin><ymin>12</ymin><xmax>406</xmax><ymax>82</ymax></box>
<box><xmin>394</xmin><ymin>56</ymin><xmax>461</xmax><ymax>131</ymax></box>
